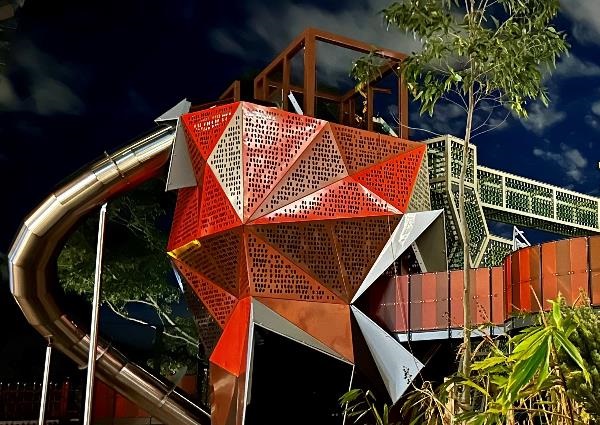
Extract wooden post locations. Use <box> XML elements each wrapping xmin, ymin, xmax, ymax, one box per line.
<box><xmin>399</xmin><ymin>71</ymin><xmax>409</xmax><ymax>139</ymax></box>
<box><xmin>303</xmin><ymin>30</ymin><xmax>316</xmax><ymax>116</ymax></box>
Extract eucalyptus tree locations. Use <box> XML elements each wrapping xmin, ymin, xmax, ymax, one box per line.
<box><xmin>57</xmin><ymin>181</ymin><xmax>200</xmax><ymax>375</ymax></box>
<box><xmin>352</xmin><ymin>0</ymin><xmax>569</xmax><ymax>406</ymax></box>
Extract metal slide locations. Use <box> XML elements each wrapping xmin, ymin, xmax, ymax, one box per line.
<box><xmin>8</xmin><ymin>123</ymin><xmax>211</xmax><ymax>425</ymax></box>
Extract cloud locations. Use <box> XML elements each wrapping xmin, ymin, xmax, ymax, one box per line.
<box><xmin>551</xmin><ymin>54</ymin><xmax>600</xmax><ymax>79</ymax></box>
<box><xmin>532</xmin><ymin>143</ymin><xmax>589</xmax><ymax>183</ymax></box>
<box><xmin>592</xmin><ymin>100</ymin><xmax>600</xmax><ymax>116</ymax></box>
<box><xmin>519</xmin><ymin>102</ymin><xmax>566</xmax><ymax>135</ymax></box>
<box><xmin>409</xmin><ymin>101</ymin><xmax>466</xmax><ymax>138</ymax></box>
<box><xmin>561</xmin><ymin>0</ymin><xmax>600</xmax><ymax>45</ymax></box>
<box><xmin>0</xmin><ymin>41</ymin><xmax>85</xmax><ymax>115</ymax></box>
<box><xmin>210</xmin><ymin>0</ymin><xmax>420</xmax><ymax>88</ymax></box>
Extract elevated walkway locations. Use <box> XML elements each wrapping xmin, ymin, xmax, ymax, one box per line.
<box><xmin>368</xmin><ymin>234</ymin><xmax>600</xmax><ymax>341</ymax></box>
<box><xmin>425</xmin><ymin>135</ymin><xmax>600</xmax><ymax>269</ymax></box>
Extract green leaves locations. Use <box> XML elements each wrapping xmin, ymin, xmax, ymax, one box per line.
<box><xmin>352</xmin><ymin>0</ymin><xmax>569</xmax><ymax>121</ymax></box>
<box><xmin>340</xmin><ymin>389</ymin><xmax>396</xmax><ymax>425</ymax></box>
<box><xmin>57</xmin><ymin>180</ymin><xmax>200</xmax><ymax>375</ymax></box>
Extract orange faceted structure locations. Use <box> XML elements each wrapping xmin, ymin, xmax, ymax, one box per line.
<box><xmin>167</xmin><ymin>102</ymin><xmax>432</xmax><ymax>424</ymax></box>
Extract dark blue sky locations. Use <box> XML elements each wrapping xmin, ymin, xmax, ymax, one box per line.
<box><xmin>1</xmin><ymin>0</ymin><xmax>599</xmax><ymax>249</ymax></box>
<box><xmin>1</xmin><ymin>0</ymin><xmax>599</xmax><ymax>378</ymax></box>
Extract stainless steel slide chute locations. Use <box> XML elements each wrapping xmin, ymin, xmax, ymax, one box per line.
<box><xmin>8</xmin><ymin>123</ymin><xmax>211</xmax><ymax>425</ymax></box>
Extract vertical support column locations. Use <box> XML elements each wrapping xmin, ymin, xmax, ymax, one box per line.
<box><xmin>502</xmin><ymin>175</ymin><xmax>507</xmax><ymax>209</ymax></box>
<box><xmin>399</xmin><ymin>70</ymin><xmax>409</xmax><ymax>139</ymax></box>
<box><xmin>282</xmin><ymin>56</ymin><xmax>290</xmax><ymax>111</ymax></box>
<box><xmin>233</xmin><ymin>81</ymin><xmax>241</xmax><ymax>102</ymax></box>
<box><xmin>366</xmin><ymin>85</ymin><xmax>374</xmax><ymax>132</ymax></box>
<box><xmin>83</xmin><ymin>203</ymin><xmax>108</xmax><ymax>425</ymax></box>
<box><xmin>38</xmin><ymin>338</ymin><xmax>52</xmax><ymax>425</ymax></box>
<box><xmin>552</xmin><ymin>188</ymin><xmax>557</xmax><ymax>221</ymax></box>
<box><xmin>303</xmin><ymin>30</ymin><xmax>316</xmax><ymax>117</ymax></box>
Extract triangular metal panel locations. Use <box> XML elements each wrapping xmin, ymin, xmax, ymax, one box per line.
<box><xmin>171</xmin><ymin>229</ymin><xmax>242</xmax><ymax>296</ymax></box>
<box><xmin>199</xmin><ymin>167</ymin><xmax>243</xmax><ymax>238</ymax></box>
<box><xmin>210</xmin><ymin>298</ymin><xmax>251</xmax><ymax>377</ymax></box>
<box><xmin>252</xmin><ymin>299</ymin><xmax>350</xmax><ymax>363</ymax></box>
<box><xmin>167</xmin><ymin>187</ymin><xmax>200</xmax><ymax>252</ymax></box>
<box><xmin>353</xmin><ymin>146</ymin><xmax>426</xmax><ymax>213</ymax></box>
<box><xmin>209</xmin><ymin>363</ymin><xmax>238</xmax><ymax>425</ymax></box>
<box><xmin>250</xmin><ymin>123</ymin><xmax>349</xmax><ymax>220</ymax></box>
<box><xmin>351</xmin><ymin>306</ymin><xmax>423</xmax><ymax>404</ymax></box>
<box><xmin>334</xmin><ymin>216</ymin><xmax>403</xmax><ymax>299</ymax></box>
<box><xmin>250</xmin><ymin>177</ymin><xmax>400</xmax><ymax>225</ymax></box>
<box><xmin>181</xmin><ymin>102</ymin><xmax>240</xmax><ymax>160</ymax></box>
<box><xmin>330</xmin><ymin>123</ymin><xmax>424</xmax><ymax>174</ymax></box>
<box><xmin>351</xmin><ymin>210</ymin><xmax>445</xmax><ymax>303</ymax></box>
<box><xmin>257</xmin><ymin>297</ymin><xmax>354</xmax><ymax>363</ymax></box>
<box><xmin>242</xmin><ymin>102</ymin><xmax>326</xmax><ymax>220</ymax></box>
<box><xmin>244</xmin><ymin>230</ymin><xmax>344</xmax><ymax>304</ymax></box>
<box><xmin>407</xmin><ymin>153</ymin><xmax>432</xmax><ymax>212</ymax></box>
<box><xmin>249</xmin><ymin>222</ymin><xmax>347</xmax><ymax>301</ymax></box>
<box><xmin>155</xmin><ymin>98</ymin><xmax>191</xmax><ymax>122</ymax></box>
<box><xmin>166</xmin><ymin>118</ymin><xmax>197</xmax><ymax>191</ymax></box>
<box><xmin>172</xmin><ymin>259</ymin><xmax>238</xmax><ymax>328</ymax></box>
<box><xmin>208</xmin><ymin>106</ymin><xmax>244</xmax><ymax>220</ymax></box>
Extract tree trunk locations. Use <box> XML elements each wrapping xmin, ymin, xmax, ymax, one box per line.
<box><xmin>459</xmin><ymin>87</ymin><xmax>475</xmax><ymax>411</ymax></box>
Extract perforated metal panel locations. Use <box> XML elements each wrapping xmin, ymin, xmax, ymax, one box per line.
<box><xmin>250</xmin><ymin>124</ymin><xmax>348</xmax><ymax>220</ymax></box>
<box><xmin>167</xmin><ymin>187</ymin><xmax>199</xmax><ymax>252</ymax></box>
<box><xmin>245</xmin><ymin>231</ymin><xmax>342</xmax><ymax>303</ymax></box>
<box><xmin>334</xmin><ymin>216</ymin><xmax>402</xmax><ymax>297</ymax></box>
<box><xmin>251</xmin><ymin>222</ymin><xmax>347</xmax><ymax>300</ymax></box>
<box><xmin>407</xmin><ymin>155</ymin><xmax>432</xmax><ymax>213</ymax></box>
<box><xmin>243</xmin><ymin>102</ymin><xmax>325</xmax><ymax>219</ymax></box>
<box><xmin>183</xmin><ymin>286</ymin><xmax>222</xmax><ymax>356</ymax></box>
<box><xmin>330</xmin><ymin>123</ymin><xmax>423</xmax><ymax>174</ymax></box>
<box><xmin>208</xmin><ymin>105</ymin><xmax>244</xmax><ymax>220</ymax></box>
<box><xmin>199</xmin><ymin>168</ymin><xmax>242</xmax><ymax>237</ymax></box>
<box><xmin>171</xmin><ymin>229</ymin><xmax>242</xmax><ymax>297</ymax></box>
<box><xmin>181</xmin><ymin>102</ymin><xmax>239</xmax><ymax>160</ymax></box>
<box><xmin>173</xmin><ymin>259</ymin><xmax>238</xmax><ymax>328</ymax></box>
<box><xmin>251</xmin><ymin>177</ymin><xmax>399</xmax><ymax>224</ymax></box>
<box><xmin>354</xmin><ymin>147</ymin><xmax>425</xmax><ymax>213</ymax></box>
<box><xmin>167</xmin><ymin>102</ymin><xmax>442</xmax><ymax>423</ymax></box>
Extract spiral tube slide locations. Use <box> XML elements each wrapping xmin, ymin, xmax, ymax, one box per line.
<box><xmin>8</xmin><ymin>124</ymin><xmax>211</xmax><ymax>425</ymax></box>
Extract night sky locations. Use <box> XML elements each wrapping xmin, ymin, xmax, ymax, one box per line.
<box><xmin>1</xmin><ymin>0</ymin><xmax>599</xmax><ymax>380</ymax></box>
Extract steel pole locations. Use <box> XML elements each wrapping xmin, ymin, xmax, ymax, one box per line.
<box><xmin>38</xmin><ymin>339</ymin><xmax>52</xmax><ymax>425</ymax></box>
<box><xmin>83</xmin><ymin>203</ymin><xmax>108</xmax><ymax>425</ymax></box>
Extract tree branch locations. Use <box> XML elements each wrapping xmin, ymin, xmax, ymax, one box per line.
<box><xmin>105</xmin><ymin>300</ymin><xmax>157</xmax><ymax>329</ymax></box>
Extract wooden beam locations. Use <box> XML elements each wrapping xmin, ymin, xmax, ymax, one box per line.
<box><xmin>303</xmin><ymin>29</ymin><xmax>316</xmax><ymax>116</ymax></box>
<box><xmin>254</xmin><ymin>30</ymin><xmax>307</xmax><ymax>89</ymax></box>
<box><xmin>312</xmin><ymin>28</ymin><xmax>406</xmax><ymax>61</ymax></box>
<box><xmin>282</xmin><ymin>57</ymin><xmax>290</xmax><ymax>110</ymax></box>
<box><xmin>219</xmin><ymin>80</ymin><xmax>241</xmax><ymax>101</ymax></box>
<box><xmin>266</xmin><ymin>81</ymin><xmax>342</xmax><ymax>102</ymax></box>
<box><xmin>399</xmin><ymin>73</ymin><xmax>409</xmax><ymax>139</ymax></box>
